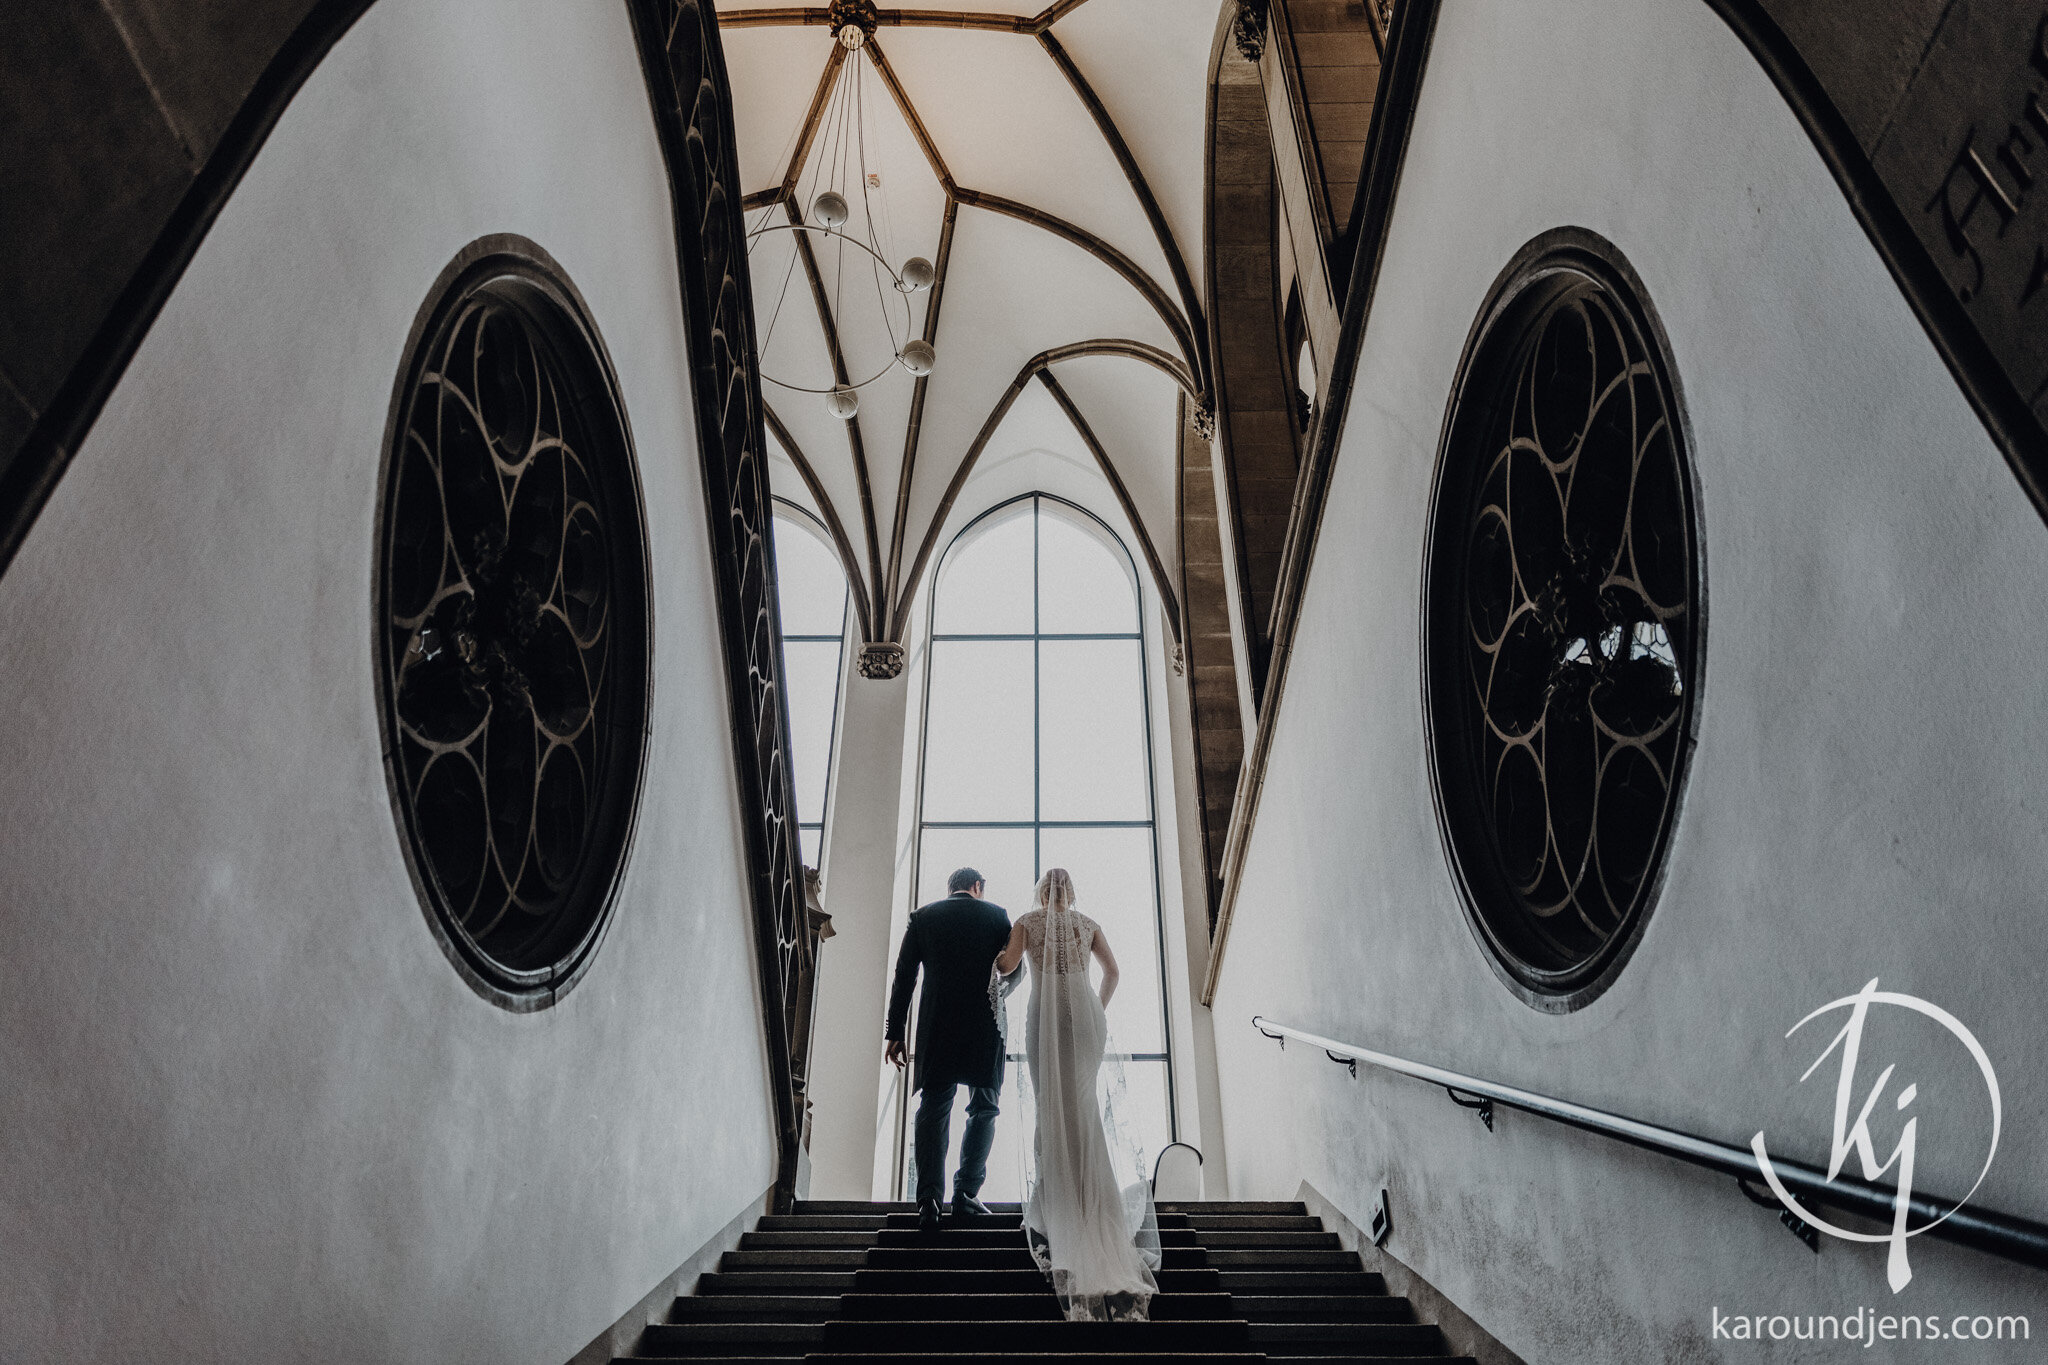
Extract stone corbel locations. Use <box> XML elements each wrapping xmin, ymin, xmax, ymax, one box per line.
<box><xmin>803</xmin><ymin>866</ymin><xmax>834</xmax><ymax>940</ymax></box>
<box><xmin>856</xmin><ymin>642</ymin><xmax>905</xmax><ymax>679</ymax></box>
<box><xmin>1232</xmin><ymin>0</ymin><xmax>1270</xmax><ymax>62</ymax></box>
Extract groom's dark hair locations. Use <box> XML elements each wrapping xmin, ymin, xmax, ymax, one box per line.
<box><xmin>947</xmin><ymin>867</ymin><xmax>984</xmax><ymax>894</ymax></box>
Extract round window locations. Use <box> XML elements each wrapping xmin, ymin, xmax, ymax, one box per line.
<box><xmin>377</xmin><ymin>239</ymin><xmax>650</xmax><ymax>1005</ymax></box>
<box><xmin>1424</xmin><ymin>232</ymin><xmax>1700</xmax><ymax>1009</ymax></box>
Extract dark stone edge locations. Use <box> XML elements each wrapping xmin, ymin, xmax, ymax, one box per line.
<box><xmin>0</xmin><ymin>0</ymin><xmax>379</xmax><ymax>580</ymax></box>
<box><xmin>1702</xmin><ymin>0</ymin><xmax>2048</xmax><ymax>519</ymax></box>
<box><xmin>624</xmin><ymin>0</ymin><xmax>810</xmax><ymax>1213</ymax></box>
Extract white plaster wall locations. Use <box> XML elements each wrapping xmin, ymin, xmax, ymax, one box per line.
<box><xmin>0</xmin><ymin>2</ymin><xmax>777</xmax><ymax>1360</ymax></box>
<box><xmin>1207</xmin><ymin>0</ymin><xmax>2048</xmax><ymax>1358</ymax></box>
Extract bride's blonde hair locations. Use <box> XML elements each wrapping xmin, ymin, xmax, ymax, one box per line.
<box><xmin>1034</xmin><ymin>867</ymin><xmax>1076</xmax><ymax>914</ymax></box>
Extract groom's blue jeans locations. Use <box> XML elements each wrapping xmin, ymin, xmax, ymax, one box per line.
<box><xmin>912</xmin><ymin>1082</ymin><xmax>999</xmax><ymax>1205</ymax></box>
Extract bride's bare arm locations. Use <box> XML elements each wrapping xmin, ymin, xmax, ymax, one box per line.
<box><xmin>1091</xmin><ymin>930</ymin><xmax>1121</xmax><ymax>1009</ymax></box>
<box><xmin>995</xmin><ymin>922</ymin><xmax>1028</xmax><ymax>976</ymax></box>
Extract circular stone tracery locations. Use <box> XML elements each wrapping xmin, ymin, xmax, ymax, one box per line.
<box><xmin>379</xmin><ymin>247</ymin><xmax>650</xmax><ymax>1002</ymax></box>
<box><xmin>1426</xmin><ymin>238</ymin><xmax>1699</xmax><ymax>1007</ymax></box>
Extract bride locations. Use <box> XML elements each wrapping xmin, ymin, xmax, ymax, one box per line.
<box><xmin>992</xmin><ymin>868</ymin><xmax>1161</xmax><ymax>1322</ymax></box>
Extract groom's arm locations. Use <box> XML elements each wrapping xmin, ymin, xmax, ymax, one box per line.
<box><xmin>996</xmin><ymin>935</ymin><xmax>1025</xmax><ymax>990</ymax></box>
<box><xmin>884</xmin><ymin>919</ymin><xmax>921</xmax><ymax>1044</ymax></box>
<box><xmin>995</xmin><ymin>917</ymin><xmax>1025</xmax><ymax>989</ymax></box>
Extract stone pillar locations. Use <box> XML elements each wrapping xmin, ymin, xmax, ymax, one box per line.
<box><xmin>802</xmin><ymin>656</ymin><xmax>912</xmax><ymax>1200</ymax></box>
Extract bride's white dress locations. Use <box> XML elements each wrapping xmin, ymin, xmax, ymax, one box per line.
<box><xmin>1002</xmin><ymin>905</ymin><xmax>1161</xmax><ymax>1322</ymax></box>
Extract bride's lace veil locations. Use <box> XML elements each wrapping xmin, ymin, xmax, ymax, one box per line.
<box><xmin>1002</xmin><ymin>867</ymin><xmax>1162</xmax><ymax>1321</ymax></box>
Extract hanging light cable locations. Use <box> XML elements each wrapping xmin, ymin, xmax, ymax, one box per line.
<box><xmin>749</xmin><ymin>0</ymin><xmax>935</xmax><ymax>421</ymax></box>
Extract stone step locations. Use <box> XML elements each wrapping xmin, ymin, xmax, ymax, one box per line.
<box><xmin>756</xmin><ymin>1214</ymin><xmax>896</xmax><ymax>1232</ymax></box>
<box><xmin>1159</xmin><ymin>1201</ymin><xmax>1308</xmax><ymax>1215</ymax></box>
<box><xmin>872</xmin><ymin>1219</ymin><xmax>1196</xmax><ymax>1236</ymax></box>
<box><xmin>1198</xmin><ymin>1231</ymin><xmax>1341</xmax><ymax>1249</ymax></box>
<box><xmin>1206</xmin><ymin>1248</ymin><xmax>1360</xmax><ymax>1269</ymax></box>
<box><xmin>759</xmin><ymin>1212</ymin><xmax>1198</xmax><ymax>1233</ymax></box>
<box><xmin>836</xmin><ymin>1292</ymin><xmax>1237</xmax><ymax>1321</ymax></box>
<box><xmin>1182</xmin><ymin>1214</ymin><xmax>1324</xmax><ymax>1231</ymax></box>
<box><xmin>669</xmin><ymin>1295</ymin><xmax>841</xmax><ymax>1320</ymax></box>
<box><xmin>819</xmin><ymin>1319</ymin><xmax>1253</xmax><ymax>1351</ymax></box>
<box><xmin>757</xmin><ymin>1219</ymin><xmax>1212</xmax><ymax>1236</ymax></box>
<box><xmin>723</xmin><ymin>1249</ymin><xmax>870</xmax><ymax>1269</ymax></box>
<box><xmin>1249</xmin><ymin>1322</ymin><xmax>1448</xmax><ymax>1354</ymax></box>
<box><xmin>742</xmin><ymin>1231</ymin><xmax>906</xmax><ymax>1250</ymax></box>
<box><xmin>795</xmin><ymin>1356</ymin><xmax>1266</xmax><ymax>1365</ymax></box>
<box><xmin>865</xmin><ymin>1229</ymin><xmax>1198</xmax><ymax>1250</ymax></box>
<box><xmin>742</xmin><ymin>1226</ymin><xmax>1338</xmax><ymax>1253</ymax></box>
<box><xmin>640</xmin><ymin>1319</ymin><xmax>823</xmax><ymax>1354</ymax></box>
<box><xmin>715</xmin><ymin>1245</ymin><xmax>1359</xmax><ymax>1273</ymax></box>
<box><xmin>1215</xmin><ymin>1270</ymin><xmax>1386</xmax><ymax>1295</ymax></box>
<box><xmin>1234</xmin><ymin>1295</ymin><xmax>1415</xmax><ymax>1322</ymax></box>
<box><xmin>848</xmin><ymin>1268</ymin><xmax>1224</xmax><ymax>1295</ymax></box>
<box><xmin>621</xmin><ymin>1359</ymin><xmax>1471</xmax><ymax>1365</ymax></box>
<box><xmin>792</xmin><ymin>1200</ymin><xmax>1033</xmax><ymax>1214</ymax></box>
<box><xmin>787</xmin><ymin>1199</ymin><xmax>1309</xmax><ymax>1217</ymax></box>
<box><xmin>883</xmin><ymin>1212</ymin><xmax>1195</xmax><ymax>1231</ymax></box>
<box><xmin>643</xmin><ymin>1316</ymin><xmax>1439</xmax><ymax>1348</ymax></box>
<box><xmin>697</xmin><ymin>1271</ymin><xmax>859</xmax><ymax>1294</ymax></box>
<box><xmin>860</xmin><ymin>1247</ymin><xmax>1211</xmax><ymax>1271</ymax></box>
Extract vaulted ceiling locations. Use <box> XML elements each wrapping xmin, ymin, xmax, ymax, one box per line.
<box><xmin>714</xmin><ymin>0</ymin><xmax>1220</xmax><ymax>661</ymax></box>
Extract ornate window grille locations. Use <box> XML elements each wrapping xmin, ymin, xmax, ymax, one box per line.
<box><xmin>1425</xmin><ymin>233</ymin><xmax>1701</xmax><ymax>1009</ymax></box>
<box><xmin>378</xmin><ymin>241</ymin><xmax>651</xmax><ymax>1007</ymax></box>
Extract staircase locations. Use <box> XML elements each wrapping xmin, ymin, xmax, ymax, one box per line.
<box><xmin>619</xmin><ymin>1200</ymin><xmax>1475</xmax><ymax>1362</ymax></box>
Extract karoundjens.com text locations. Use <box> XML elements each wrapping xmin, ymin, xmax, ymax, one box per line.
<box><xmin>1711</xmin><ymin>1307</ymin><xmax>2029</xmax><ymax>1345</ymax></box>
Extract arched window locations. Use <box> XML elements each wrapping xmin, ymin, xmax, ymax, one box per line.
<box><xmin>905</xmin><ymin>493</ymin><xmax>1174</xmax><ymax>1198</ymax></box>
<box><xmin>772</xmin><ymin>505</ymin><xmax>850</xmax><ymax>869</ymax></box>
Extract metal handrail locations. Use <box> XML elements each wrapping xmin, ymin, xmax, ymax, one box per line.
<box><xmin>1250</xmin><ymin>1016</ymin><xmax>2048</xmax><ymax>1272</ymax></box>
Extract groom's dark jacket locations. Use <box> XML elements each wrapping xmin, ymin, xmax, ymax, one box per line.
<box><xmin>886</xmin><ymin>891</ymin><xmax>1012</xmax><ymax>1092</ymax></box>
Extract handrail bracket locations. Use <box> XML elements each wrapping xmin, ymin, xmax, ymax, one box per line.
<box><xmin>1739</xmin><ymin>1177</ymin><xmax>1822</xmax><ymax>1254</ymax></box>
<box><xmin>1445</xmin><ymin>1086</ymin><xmax>1494</xmax><ymax>1132</ymax></box>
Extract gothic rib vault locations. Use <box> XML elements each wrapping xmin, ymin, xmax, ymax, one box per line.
<box><xmin>716</xmin><ymin>0</ymin><xmax>1217</xmax><ymax>674</ymax></box>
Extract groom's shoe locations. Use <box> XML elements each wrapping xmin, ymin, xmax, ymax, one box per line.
<box><xmin>951</xmin><ymin>1192</ymin><xmax>993</xmax><ymax>1220</ymax></box>
<box><xmin>916</xmin><ymin>1198</ymin><xmax>943</xmax><ymax>1233</ymax></box>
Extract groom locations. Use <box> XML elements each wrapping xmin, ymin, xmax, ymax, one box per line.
<box><xmin>885</xmin><ymin>866</ymin><xmax>1018</xmax><ymax>1231</ymax></box>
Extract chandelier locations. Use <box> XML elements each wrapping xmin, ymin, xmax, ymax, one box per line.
<box><xmin>747</xmin><ymin>0</ymin><xmax>935</xmax><ymax>420</ymax></box>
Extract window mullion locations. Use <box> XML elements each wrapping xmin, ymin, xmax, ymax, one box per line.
<box><xmin>1032</xmin><ymin>495</ymin><xmax>1042</xmax><ymax>882</ymax></box>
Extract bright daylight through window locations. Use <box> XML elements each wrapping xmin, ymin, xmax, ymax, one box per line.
<box><xmin>905</xmin><ymin>494</ymin><xmax>1174</xmax><ymax>1201</ymax></box>
<box><xmin>772</xmin><ymin>505</ymin><xmax>850</xmax><ymax>870</ymax></box>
